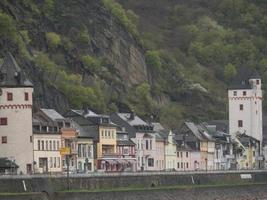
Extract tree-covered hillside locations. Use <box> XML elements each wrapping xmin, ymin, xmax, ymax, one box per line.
<box><xmin>0</xmin><ymin>0</ymin><xmax>266</xmax><ymax>129</ymax></box>
<box><xmin>117</xmin><ymin>0</ymin><xmax>267</xmax><ymax>126</ymax></box>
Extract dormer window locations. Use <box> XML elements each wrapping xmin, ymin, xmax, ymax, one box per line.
<box><xmin>7</xmin><ymin>92</ymin><xmax>13</xmax><ymax>101</ymax></box>
<box><xmin>256</xmin><ymin>80</ymin><xmax>260</xmax><ymax>85</ymax></box>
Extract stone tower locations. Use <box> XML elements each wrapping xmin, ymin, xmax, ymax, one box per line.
<box><xmin>228</xmin><ymin>71</ymin><xmax>262</xmax><ymax>147</ymax></box>
<box><xmin>0</xmin><ymin>53</ymin><xmax>34</xmax><ymax>174</ymax></box>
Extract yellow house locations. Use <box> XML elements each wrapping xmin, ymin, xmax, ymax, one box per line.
<box><xmin>97</xmin><ymin>124</ymin><xmax>117</xmax><ymax>158</ymax></box>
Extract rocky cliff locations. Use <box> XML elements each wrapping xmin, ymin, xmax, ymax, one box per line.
<box><xmin>0</xmin><ymin>0</ymin><xmax>148</xmax><ymax>113</ymax></box>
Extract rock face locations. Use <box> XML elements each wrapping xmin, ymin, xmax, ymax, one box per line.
<box><xmin>0</xmin><ymin>0</ymin><xmax>148</xmax><ymax>111</ymax></box>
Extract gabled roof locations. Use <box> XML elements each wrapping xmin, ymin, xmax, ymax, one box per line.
<box><xmin>41</xmin><ymin>109</ymin><xmax>65</xmax><ymax>121</ymax></box>
<box><xmin>0</xmin><ymin>53</ymin><xmax>33</xmax><ymax>87</ymax></box>
<box><xmin>117</xmin><ymin>113</ymin><xmax>148</xmax><ymax>126</ymax></box>
<box><xmin>228</xmin><ymin>67</ymin><xmax>260</xmax><ymax>90</ymax></box>
<box><xmin>236</xmin><ymin>133</ymin><xmax>259</xmax><ymax>147</ymax></box>
<box><xmin>250</xmin><ymin>70</ymin><xmax>261</xmax><ymax>79</ymax></box>
<box><xmin>70</xmin><ymin>109</ymin><xmax>98</xmax><ymax>117</ymax></box>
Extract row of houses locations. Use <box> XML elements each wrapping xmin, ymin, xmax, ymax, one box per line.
<box><xmin>29</xmin><ymin>109</ymin><xmax>265</xmax><ymax>174</ymax></box>
<box><xmin>0</xmin><ymin>54</ymin><xmax>266</xmax><ymax>174</ymax></box>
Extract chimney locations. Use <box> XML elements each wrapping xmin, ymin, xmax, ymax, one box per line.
<box><xmin>129</xmin><ymin>110</ymin><xmax>135</xmax><ymax>120</ymax></box>
<box><xmin>82</xmin><ymin>105</ymin><xmax>89</xmax><ymax>116</ymax></box>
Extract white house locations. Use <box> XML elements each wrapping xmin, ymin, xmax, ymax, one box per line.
<box><xmin>164</xmin><ymin>130</ymin><xmax>177</xmax><ymax>170</ymax></box>
<box><xmin>228</xmin><ymin>71</ymin><xmax>263</xmax><ymax>148</ymax></box>
<box><xmin>32</xmin><ymin>110</ymin><xmax>62</xmax><ymax>174</ymax></box>
<box><xmin>0</xmin><ymin>53</ymin><xmax>34</xmax><ymax>174</ymax></box>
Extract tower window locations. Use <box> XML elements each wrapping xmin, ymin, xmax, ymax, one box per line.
<box><xmin>7</xmin><ymin>92</ymin><xmax>13</xmax><ymax>101</ymax></box>
<box><xmin>25</xmin><ymin>92</ymin><xmax>29</xmax><ymax>101</ymax></box>
<box><xmin>256</xmin><ymin>80</ymin><xmax>260</xmax><ymax>85</ymax></box>
<box><xmin>233</xmin><ymin>91</ymin><xmax>237</xmax><ymax>96</ymax></box>
<box><xmin>238</xmin><ymin>120</ymin><xmax>243</xmax><ymax>128</ymax></box>
<box><xmin>0</xmin><ymin>118</ymin><xmax>7</xmax><ymax>125</ymax></box>
<box><xmin>243</xmin><ymin>91</ymin><xmax>246</xmax><ymax>96</ymax></box>
<box><xmin>2</xmin><ymin>136</ymin><xmax>7</xmax><ymax>144</ymax></box>
<box><xmin>239</xmin><ymin>104</ymin><xmax>243</xmax><ymax>111</ymax></box>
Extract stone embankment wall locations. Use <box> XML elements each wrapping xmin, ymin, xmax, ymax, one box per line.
<box><xmin>0</xmin><ymin>171</ymin><xmax>266</xmax><ymax>200</ymax></box>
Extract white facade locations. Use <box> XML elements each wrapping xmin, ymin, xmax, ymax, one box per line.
<box><xmin>33</xmin><ymin>134</ymin><xmax>61</xmax><ymax>173</ymax></box>
<box><xmin>0</xmin><ymin>87</ymin><xmax>34</xmax><ymax>174</ymax></box>
<box><xmin>165</xmin><ymin>131</ymin><xmax>177</xmax><ymax>170</ymax></box>
<box><xmin>228</xmin><ymin>77</ymin><xmax>263</xmax><ymax>147</ymax></box>
<box><xmin>77</xmin><ymin>137</ymin><xmax>94</xmax><ymax>173</ymax></box>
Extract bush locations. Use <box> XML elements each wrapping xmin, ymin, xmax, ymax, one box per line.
<box><xmin>42</xmin><ymin>0</ymin><xmax>55</xmax><ymax>16</ymax></box>
<box><xmin>20</xmin><ymin>30</ymin><xmax>31</xmax><ymax>44</ymax></box>
<box><xmin>81</xmin><ymin>55</ymin><xmax>102</xmax><ymax>73</ymax></box>
<box><xmin>224</xmin><ymin>63</ymin><xmax>237</xmax><ymax>81</ymax></box>
<box><xmin>0</xmin><ymin>12</ymin><xmax>17</xmax><ymax>41</ymax></box>
<box><xmin>102</xmin><ymin>0</ymin><xmax>139</xmax><ymax>38</ymax></box>
<box><xmin>46</xmin><ymin>32</ymin><xmax>61</xmax><ymax>49</ymax></box>
<box><xmin>145</xmin><ymin>50</ymin><xmax>162</xmax><ymax>71</ymax></box>
<box><xmin>76</xmin><ymin>29</ymin><xmax>91</xmax><ymax>45</ymax></box>
<box><xmin>34</xmin><ymin>52</ymin><xmax>56</xmax><ymax>71</ymax></box>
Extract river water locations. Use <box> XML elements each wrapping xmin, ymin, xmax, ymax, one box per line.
<box><xmin>54</xmin><ymin>185</ymin><xmax>267</xmax><ymax>200</ymax></box>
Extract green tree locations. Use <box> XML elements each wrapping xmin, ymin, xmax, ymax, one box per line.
<box><xmin>0</xmin><ymin>12</ymin><xmax>17</xmax><ymax>41</ymax></box>
<box><xmin>224</xmin><ymin>63</ymin><xmax>237</xmax><ymax>81</ymax></box>
<box><xmin>46</xmin><ymin>32</ymin><xmax>61</xmax><ymax>49</ymax></box>
<box><xmin>145</xmin><ymin>50</ymin><xmax>162</xmax><ymax>71</ymax></box>
<box><xmin>81</xmin><ymin>55</ymin><xmax>102</xmax><ymax>73</ymax></box>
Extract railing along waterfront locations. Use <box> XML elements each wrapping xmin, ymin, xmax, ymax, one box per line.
<box><xmin>0</xmin><ymin>169</ymin><xmax>267</xmax><ymax>179</ymax></box>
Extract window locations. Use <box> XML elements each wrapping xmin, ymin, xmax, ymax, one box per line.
<box><xmin>123</xmin><ymin>147</ymin><xmax>129</xmax><ymax>155</ymax></box>
<box><xmin>181</xmin><ymin>152</ymin><xmax>183</xmax><ymax>158</ymax></box>
<box><xmin>177</xmin><ymin>162</ymin><xmax>180</xmax><ymax>168</ymax></box>
<box><xmin>186</xmin><ymin>162</ymin><xmax>189</xmax><ymax>168</ymax></box>
<box><xmin>54</xmin><ymin>157</ymin><xmax>56</xmax><ymax>168</ymax></box>
<box><xmin>41</xmin><ymin>140</ymin><xmax>44</xmax><ymax>150</ymax></box>
<box><xmin>186</xmin><ymin>152</ymin><xmax>189</xmax><ymax>158</ymax></box>
<box><xmin>243</xmin><ymin>91</ymin><xmax>246</xmax><ymax>96</ymax></box>
<box><xmin>2</xmin><ymin>136</ymin><xmax>7</xmax><ymax>144</ymax></box>
<box><xmin>57</xmin><ymin>157</ymin><xmax>60</xmax><ymax>168</ymax></box>
<box><xmin>101</xmin><ymin>130</ymin><xmax>104</xmax><ymax>138</ymax></box>
<box><xmin>150</xmin><ymin>140</ymin><xmax>152</xmax><ymax>150</ymax></box>
<box><xmin>53</xmin><ymin>141</ymin><xmax>56</xmax><ymax>150</ymax></box>
<box><xmin>181</xmin><ymin>162</ymin><xmax>183</xmax><ymax>168</ymax></box>
<box><xmin>256</xmin><ymin>80</ymin><xmax>260</xmax><ymax>85</ymax></box>
<box><xmin>238</xmin><ymin>120</ymin><xmax>243</xmax><ymax>128</ymax></box>
<box><xmin>39</xmin><ymin>158</ymin><xmax>44</xmax><ymax>168</ymax></box>
<box><xmin>24</xmin><ymin>92</ymin><xmax>29</xmax><ymax>101</ymax></box>
<box><xmin>30</xmin><ymin>136</ymin><xmax>32</xmax><ymax>143</ymax></box>
<box><xmin>57</xmin><ymin>141</ymin><xmax>60</xmax><ymax>150</ymax></box>
<box><xmin>240</xmin><ymin>104</ymin><xmax>243</xmax><ymax>111</ymax></box>
<box><xmin>38</xmin><ymin>140</ymin><xmax>40</xmax><ymax>150</ymax></box>
<box><xmin>65</xmin><ymin>122</ymin><xmax>70</xmax><ymax>128</ymax></box>
<box><xmin>146</xmin><ymin>140</ymin><xmax>149</xmax><ymax>150</ymax></box>
<box><xmin>0</xmin><ymin>118</ymin><xmax>7</xmax><ymax>125</ymax></box>
<box><xmin>177</xmin><ymin>152</ymin><xmax>179</xmax><ymax>157</ymax></box>
<box><xmin>7</xmin><ymin>92</ymin><xmax>13</xmax><ymax>101</ymax></box>
<box><xmin>46</xmin><ymin>141</ymin><xmax>48</xmax><ymax>150</ymax></box>
<box><xmin>49</xmin><ymin>141</ymin><xmax>52</xmax><ymax>150</ymax></box>
<box><xmin>50</xmin><ymin>157</ymin><xmax>53</xmax><ymax>168</ymax></box>
<box><xmin>148</xmin><ymin>158</ymin><xmax>154</xmax><ymax>167</ymax></box>
<box><xmin>233</xmin><ymin>91</ymin><xmax>237</xmax><ymax>96</ymax></box>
